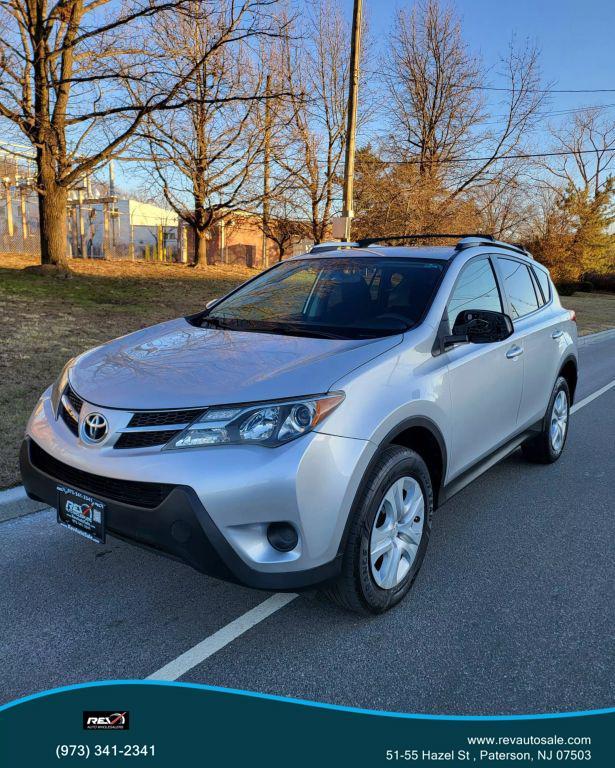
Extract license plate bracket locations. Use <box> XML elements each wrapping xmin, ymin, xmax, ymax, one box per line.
<box><xmin>57</xmin><ymin>485</ymin><xmax>106</xmax><ymax>544</ymax></box>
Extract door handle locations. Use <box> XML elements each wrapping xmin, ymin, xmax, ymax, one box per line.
<box><xmin>551</xmin><ymin>329</ymin><xmax>563</xmax><ymax>339</ymax></box>
<box><xmin>506</xmin><ymin>345</ymin><xmax>524</xmax><ymax>359</ymax></box>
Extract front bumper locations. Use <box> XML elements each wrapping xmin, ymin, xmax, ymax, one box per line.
<box><xmin>21</xmin><ymin>438</ymin><xmax>341</xmax><ymax>591</ymax></box>
<box><xmin>23</xmin><ymin>390</ymin><xmax>375</xmax><ymax>590</ymax></box>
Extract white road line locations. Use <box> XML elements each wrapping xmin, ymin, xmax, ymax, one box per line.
<box><xmin>571</xmin><ymin>379</ymin><xmax>615</xmax><ymax>414</ymax></box>
<box><xmin>147</xmin><ymin>592</ymin><xmax>299</xmax><ymax>681</ymax></box>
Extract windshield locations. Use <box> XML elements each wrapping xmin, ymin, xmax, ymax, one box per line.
<box><xmin>201</xmin><ymin>257</ymin><xmax>444</xmax><ymax>339</ymax></box>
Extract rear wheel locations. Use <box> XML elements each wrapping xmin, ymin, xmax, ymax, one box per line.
<box><xmin>522</xmin><ymin>376</ymin><xmax>570</xmax><ymax>463</ymax></box>
<box><xmin>322</xmin><ymin>446</ymin><xmax>432</xmax><ymax>615</ymax></box>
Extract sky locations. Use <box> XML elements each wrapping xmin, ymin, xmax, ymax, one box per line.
<box><xmin>349</xmin><ymin>0</ymin><xmax>615</xmax><ymax>116</ymax></box>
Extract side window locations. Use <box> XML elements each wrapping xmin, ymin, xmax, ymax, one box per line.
<box><xmin>533</xmin><ymin>267</ymin><xmax>551</xmax><ymax>304</ymax></box>
<box><xmin>446</xmin><ymin>257</ymin><xmax>502</xmax><ymax>330</ymax></box>
<box><xmin>497</xmin><ymin>258</ymin><xmax>540</xmax><ymax>319</ymax></box>
<box><xmin>529</xmin><ymin>269</ymin><xmax>545</xmax><ymax>307</ymax></box>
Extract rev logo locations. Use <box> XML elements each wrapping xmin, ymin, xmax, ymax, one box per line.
<box><xmin>83</xmin><ymin>711</ymin><xmax>129</xmax><ymax>730</ymax></box>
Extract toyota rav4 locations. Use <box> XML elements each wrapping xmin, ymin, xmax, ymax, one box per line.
<box><xmin>21</xmin><ymin>235</ymin><xmax>578</xmax><ymax>614</ymax></box>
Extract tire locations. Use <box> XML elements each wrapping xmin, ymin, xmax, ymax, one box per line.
<box><xmin>521</xmin><ymin>376</ymin><xmax>571</xmax><ymax>464</ymax></box>
<box><xmin>322</xmin><ymin>445</ymin><xmax>433</xmax><ymax>615</ymax></box>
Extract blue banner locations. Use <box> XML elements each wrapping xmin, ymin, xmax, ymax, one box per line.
<box><xmin>0</xmin><ymin>682</ymin><xmax>612</xmax><ymax>766</ymax></box>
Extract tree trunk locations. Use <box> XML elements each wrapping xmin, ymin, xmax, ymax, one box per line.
<box><xmin>193</xmin><ymin>226</ymin><xmax>208</xmax><ymax>267</ymax></box>
<box><xmin>37</xmin><ymin>154</ymin><xmax>69</xmax><ymax>268</ymax></box>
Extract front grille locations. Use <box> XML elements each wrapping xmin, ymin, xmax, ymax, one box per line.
<box><xmin>65</xmin><ymin>384</ymin><xmax>83</xmax><ymax>415</ymax></box>
<box><xmin>30</xmin><ymin>441</ymin><xmax>175</xmax><ymax>508</ymax></box>
<box><xmin>60</xmin><ymin>403</ymin><xmax>79</xmax><ymax>436</ymax></box>
<box><xmin>115</xmin><ymin>430</ymin><xmax>181</xmax><ymax>450</ymax></box>
<box><xmin>128</xmin><ymin>408</ymin><xmax>204</xmax><ymax>428</ymax></box>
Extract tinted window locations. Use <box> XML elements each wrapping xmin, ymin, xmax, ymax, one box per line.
<box><xmin>498</xmin><ymin>258</ymin><xmax>539</xmax><ymax>319</ymax></box>
<box><xmin>533</xmin><ymin>267</ymin><xmax>551</xmax><ymax>303</ymax></box>
<box><xmin>205</xmin><ymin>257</ymin><xmax>444</xmax><ymax>339</ymax></box>
<box><xmin>446</xmin><ymin>258</ymin><xmax>502</xmax><ymax>330</ymax></box>
<box><xmin>530</xmin><ymin>270</ymin><xmax>545</xmax><ymax>307</ymax></box>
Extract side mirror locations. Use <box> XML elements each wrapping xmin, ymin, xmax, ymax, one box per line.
<box><xmin>443</xmin><ymin>309</ymin><xmax>514</xmax><ymax>350</ymax></box>
<box><xmin>205</xmin><ymin>298</ymin><xmax>218</xmax><ymax>309</ymax></box>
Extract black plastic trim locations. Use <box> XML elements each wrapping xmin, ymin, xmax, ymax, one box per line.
<box><xmin>20</xmin><ymin>438</ymin><xmax>341</xmax><ymax>591</ymax></box>
<box><xmin>335</xmin><ymin>416</ymin><xmax>448</xmax><ymax>558</ymax></box>
<box><xmin>557</xmin><ymin>354</ymin><xmax>578</xmax><ymax>405</ymax></box>
<box><xmin>438</xmin><ymin>422</ymin><xmax>541</xmax><ymax>505</ymax></box>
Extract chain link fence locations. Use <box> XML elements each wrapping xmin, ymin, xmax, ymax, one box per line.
<box><xmin>0</xmin><ymin>189</ymin><xmax>183</xmax><ymax>263</ymax></box>
<box><xmin>0</xmin><ymin>146</ymin><xmax>311</xmax><ymax>267</ymax></box>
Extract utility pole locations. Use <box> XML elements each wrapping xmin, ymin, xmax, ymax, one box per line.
<box><xmin>262</xmin><ymin>73</ymin><xmax>272</xmax><ymax>268</ymax></box>
<box><xmin>341</xmin><ymin>0</ymin><xmax>363</xmax><ymax>242</ymax></box>
<box><xmin>108</xmin><ymin>160</ymin><xmax>117</xmax><ymax>252</ymax></box>
<box><xmin>4</xmin><ymin>180</ymin><xmax>14</xmax><ymax>238</ymax></box>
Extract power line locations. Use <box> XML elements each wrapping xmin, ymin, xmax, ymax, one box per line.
<box><xmin>363</xmin><ymin>69</ymin><xmax>615</xmax><ymax>95</ymax></box>
<box><xmin>477</xmin><ymin>87</ymin><xmax>615</xmax><ymax>94</ymax></box>
<box><xmin>385</xmin><ymin>148</ymin><xmax>615</xmax><ymax>165</ymax></box>
<box><xmin>480</xmin><ymin>103</ymin><xmax>615</xmax><ymax>127</ymax></box>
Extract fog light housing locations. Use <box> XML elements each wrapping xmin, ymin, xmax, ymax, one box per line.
<box><xmin>267</xmin><ymin>522</ymin><xmax>298</xmax><ymax>552</ymax></box>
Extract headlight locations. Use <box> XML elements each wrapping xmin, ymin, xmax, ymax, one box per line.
<box><xmin>50</xmin><ymin>359</ymin><xmax>75</xmax><ymax>418</ymax></box>
<box><xmin>166</xmin><ymin>393</ymin><xmax>344</xmax><ymax>449</ymax></box>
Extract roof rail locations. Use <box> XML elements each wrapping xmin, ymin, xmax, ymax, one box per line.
<box><xmin>356</xmin><ymin>233</ymin><xmax>494</xmax><ymax>247</ymax></box>
<box><xmin>309</xmin><ymin>241</ymin><xmax>360</xmax><ymax>253</ymax></box>
<box><xmin>456</xmin><ymin>236</ymin><xmax>531</xmax><ymax>258</ymax></box>
<box><xmin>308</xmin><ymin>234</ymin><xmax>532</xmax><ymax>259</ymax></box>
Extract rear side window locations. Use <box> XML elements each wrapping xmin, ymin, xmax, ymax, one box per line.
<box><xmin>497</xmin><ymin>258</ymin><xmax>539</xmax><ymax>319</ymax></box>
<box><xmin>533</xmin><ymin>267</ymin><xmax>551</xmax><ymax>304</ymax></box>
<box><xmin>446</xmin><ymin>257</ymin><xmax>502</xmax><ymax>330</ymax></box>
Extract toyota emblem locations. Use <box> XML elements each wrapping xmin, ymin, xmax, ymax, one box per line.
<box><xmin>82</xmin><ymin>412</ymin><xmax>108</xmax><ymax>443</ymax></box>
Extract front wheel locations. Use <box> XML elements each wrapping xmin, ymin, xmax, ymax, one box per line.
<box><xmin>522</xmin><ymin>376</ymin><xmax>570</xmax><ymax>463</ymax></box>
<box><xmin>322</xmin><ymin>446</ymin><xmax>433</xmax><ymax>615</ymax></box>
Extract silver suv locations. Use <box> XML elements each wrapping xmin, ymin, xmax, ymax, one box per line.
<box><xmin>21</xmin><ymin>235</ymin><xmax>578</xmax><ymax>614</ymax></box>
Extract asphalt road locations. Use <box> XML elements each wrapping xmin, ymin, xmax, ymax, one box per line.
<box><xmin>1</xmin><ymin>335</ymin><xmax>614</xmax><ymax>714</ymax></box>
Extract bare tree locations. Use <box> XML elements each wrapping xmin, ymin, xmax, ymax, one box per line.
<box><xmin>276</xmin><ymin>0</ymin><xmax>351</xmax><ymax>244</ymax></box>
<box><xmin>385</xmin><ymin>0</ymin><xmax>484</xmax><ymax>177</ymax></box>
<box><xmin>384</xmin><ymin>0</ymin><xmax>545</xmax><ymax>202</ymax></box>
<box><xmin>473</xmin><ymin>168</ymin><xmax>534</xmax><ymax>239</ymax></box>
<box><xmin>138</xmin><ymin>4</ymin><xmax>279</xmax><ymax>267</ymax></box>
<box><xmin>0</xmin><ymin>0</ymin><xmax>278</xmax><ymax>269</ymax></box>
<box><xmin>545</xmin><ymin>107</ymin><xmax>615</xmax><ymax>198</ymax></box>
<box><xmin>260</xmin><ymin>205</ymin><xmax>310</xmax><ymax>261</ymax></box>
<box><xmin>522</xmin><ymin>109</ymin><xmax>615</xmax><ymax>280</ymax></box>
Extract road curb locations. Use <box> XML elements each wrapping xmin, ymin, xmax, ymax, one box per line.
<box><xmin>1</xmin><ymin>327</ymin><xmax>613</xmax><ymax>525</ymax></box>
<box><xmin>0</xmin><ymin>485</ymin><xmax>48</xmax><ymax>523</ymax></box>
<box><xmin>578</xmin><ymin>327</ymin><xmax>615</xmax><ymax>346</ymax></box>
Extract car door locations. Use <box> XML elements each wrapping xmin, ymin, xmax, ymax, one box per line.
<box><xmin>445</xmin><ymin>256</ymin><xmax>524</xmax><ymax>479</ymax></box>
<box><xmin>494</xmin><ymin>257</ymin><xmax>561</xmax><ymax>429</ymax></box>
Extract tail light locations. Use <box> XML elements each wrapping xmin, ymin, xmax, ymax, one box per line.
<box><xmin>569</xmin><ymin>310</ymin><xmax>577</xmax><ymax>324</ymax></box>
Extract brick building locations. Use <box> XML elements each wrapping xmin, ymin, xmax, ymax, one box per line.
<box><xmin>184</xmin><ymin>210</ymin><xmax>312</xmax><ymax>267</ymax></box>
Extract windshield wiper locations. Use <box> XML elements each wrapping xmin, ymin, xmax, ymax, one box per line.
<box><xmin>279</xmin><ymin>324</ymin><xmax>348</xmax><ymax>340</ymax></box>
<box><xmin>200</xmin><ymin>316</ymin><xmax>347</xmax><ymax>339</ymax></box>
<box><xmin>199</xmin><ymin>316</ymin><xmax>232</xmax><ymax>330</ymax></box>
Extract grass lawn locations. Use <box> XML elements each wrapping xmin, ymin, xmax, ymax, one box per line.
<box><xmin>1</xmin><ymin>254</ymin><xmax>614</xmax><ymax>489</ymax></box>
<box><xmin>560</xmin><ymin>292</ymin><xmax>615</xmax><ymax>336</ymax></box>
<box><xmin>0</xmin><ymin>254</ymin><xmax>253</xmax><ymax>488</ymax></box>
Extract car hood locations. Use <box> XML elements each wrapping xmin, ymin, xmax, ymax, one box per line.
<box><xmin>69</xmin><ymin>318</ymin><xmax>402</xmax><ymax>410</ymax></box>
